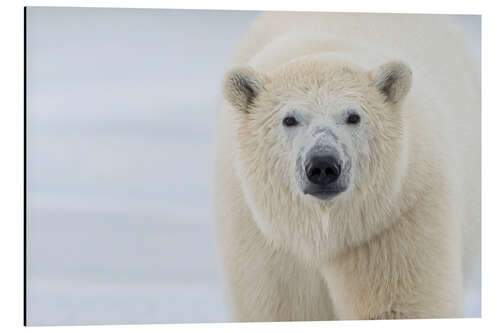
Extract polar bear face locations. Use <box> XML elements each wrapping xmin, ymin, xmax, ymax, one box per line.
<box><xmin>223</xmin><ymin>59</ymin><xmax>412</xmax><ymax>259</ymax></box>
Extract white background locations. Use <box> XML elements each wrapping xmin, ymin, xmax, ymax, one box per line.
<box><xmin>26</xmin><ymin>6</ymin><xmax>480</xmax><ymax>326</ymax></box>
<box><xmin>26</xmin><ymin>7</ymin><xmax>257</xmax><ymax>325</ymax></box>
<box><xmin>1</xmin><ymin>1</ymin><xmax>499</xmax><ymax>332</ymax></box>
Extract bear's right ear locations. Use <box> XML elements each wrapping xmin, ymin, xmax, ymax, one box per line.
<box><xmin>223</xmin><ymin>66</ymin><xmax>267</xmax><ymax>113</ymax></box>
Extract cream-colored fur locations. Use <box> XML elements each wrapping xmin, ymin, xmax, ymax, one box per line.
<box><xmin>213</xmin><ymin>12</ymin><xmax>480</xmax><ymax>321</ymax></box>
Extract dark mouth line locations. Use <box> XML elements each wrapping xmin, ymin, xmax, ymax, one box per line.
<box><xmin>304</xmin><ymin>189</ymin><xmax>339</xmax><ymax>195</ymax></box>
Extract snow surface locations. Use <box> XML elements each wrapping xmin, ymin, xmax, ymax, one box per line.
<box><xmin>26</xmin><ymin>7</ymin><xmax>481</xmax><ymax>325</ymax></box>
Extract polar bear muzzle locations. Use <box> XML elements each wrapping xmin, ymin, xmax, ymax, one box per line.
<box><xmin>305</xmin><ymin>154</ymin><xmax>341</xmax><ymax>186</ymax></box>
<box><xmin>300</xmin><ymin>144</ymin><xmax>351</xmax><ymax>201</ymax></box>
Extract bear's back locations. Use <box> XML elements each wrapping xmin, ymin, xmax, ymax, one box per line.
<box><xmin>232</xmin><ymin>13</ymin><xmax>477</xmax><ymax>78</ymax></box>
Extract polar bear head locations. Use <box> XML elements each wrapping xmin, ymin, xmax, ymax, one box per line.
<box><xmin>223</xmin><ymin>58</ymin><xmax>412</xmax><ymax>260</ymax></box>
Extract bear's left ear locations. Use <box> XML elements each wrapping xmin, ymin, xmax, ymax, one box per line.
<box><xmin>372</xmin><ymin>61</ymin><xmax>412</xmax><ymax>104</ymax></box>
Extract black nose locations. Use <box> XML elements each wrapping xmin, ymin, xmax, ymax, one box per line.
<box><xmin>305</xmin><ymin>155</ymin><xmax>341</xmax><ymax>186</ymax></box>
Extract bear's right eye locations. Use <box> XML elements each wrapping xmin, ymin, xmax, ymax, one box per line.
<box><xmin>283</xmin><ymin>116</ymin><xmax>298</xmax><ymax>127</ymax></box>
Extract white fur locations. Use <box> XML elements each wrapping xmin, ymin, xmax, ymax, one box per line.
<box><xmin>213</xmin><ymin>13</ymin><xmax>480</xmax><ymax>321</ymax></box>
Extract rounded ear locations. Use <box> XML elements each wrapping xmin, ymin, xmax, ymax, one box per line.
<box><xmin>223</xmin><ymin>66</ymin><xmax>267</xmax><ymax>113</ymax></box>
<box><xmin>372</xmin><ymin>61</ymin><xmax>412</xmax><ymax>104</ymax></box>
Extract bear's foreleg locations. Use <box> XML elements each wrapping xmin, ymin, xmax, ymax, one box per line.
<box><xmin>320</xmin><ymin>203</ymin><xmax>463</xmax><ymax>320</ymax></box>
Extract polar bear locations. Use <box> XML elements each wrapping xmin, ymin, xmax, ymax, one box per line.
<box><xmin>213</xmin><ymin>12</ymin><xmax>480</xmax><ymax>321</ymax></box>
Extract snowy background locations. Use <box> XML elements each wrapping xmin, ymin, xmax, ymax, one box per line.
<box><xmin>26</xmin><ymin>7</ymin><xmax>481</xmax><ymax>326</ymax></box>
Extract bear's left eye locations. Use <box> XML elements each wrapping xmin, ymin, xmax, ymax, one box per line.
<box><xmin>346</xmin><ymin>113</ymin><xmax>361</xmax><ymax>125</ymax></box>
<box><xmin>283</xmin><ymin>116</ymin><xmax>298</xmax><ymax>127</ymax></box>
